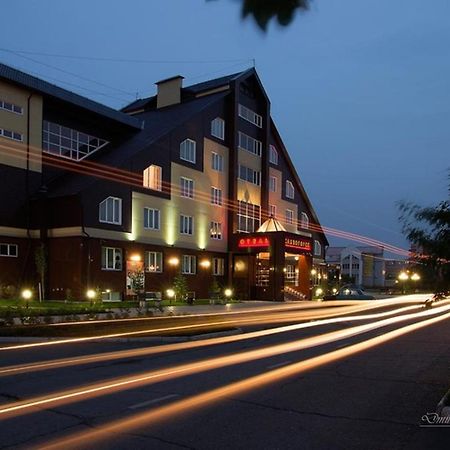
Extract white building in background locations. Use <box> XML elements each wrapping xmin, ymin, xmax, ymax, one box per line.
<box><xmin>326</xmin><ymin>246</ymin><xmax>385</xmax><ymax>288</ymax></box>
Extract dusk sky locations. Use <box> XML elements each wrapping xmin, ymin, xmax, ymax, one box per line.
<box><xmin>2</xmin><ymin>0</ymin><xmax>449</xmax><ymax>256</ymax></box>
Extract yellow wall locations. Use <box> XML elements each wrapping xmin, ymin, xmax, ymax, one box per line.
<box><xmin>0</xmin><ymin>80</ymin><xmax>42</xmax><ymax>172</ymax></box>
<box><xmin>131</xmin><ymin>137</ymin><xmax>229</xmax><ymax>251</ymax></box>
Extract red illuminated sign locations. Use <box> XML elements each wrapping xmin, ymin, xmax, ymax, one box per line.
<box><xmin>284</xmin><ymin>237</ymin><xmax>311</xmax><ymax>252</ymax></box>
<box><xmin>238</xmin><ymin>237</ymin><xmax>270</xmax><ymax>248</ymax></box>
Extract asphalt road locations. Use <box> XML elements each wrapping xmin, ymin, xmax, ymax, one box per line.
<box><xmin>0</xmin><ymin>299</ymin><xmax>449</xmax><ymax>449</ymax></box>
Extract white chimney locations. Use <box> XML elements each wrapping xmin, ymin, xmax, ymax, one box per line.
<box><xmin>155</xmin><ymin>75</ymin><xmax>184</xmax><ymax>109</ymax></box>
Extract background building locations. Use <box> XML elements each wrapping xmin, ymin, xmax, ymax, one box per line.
<box><xmin>0</xmin><ymin>63</ymin><xmax>328</xmax><ymax>301</ymax></box>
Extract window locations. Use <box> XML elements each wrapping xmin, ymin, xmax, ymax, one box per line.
<box><xmin>300</xmin><ymin>212</ymin><xmax>309</xmax><ymax>229</ymax></box>
<box><xmin>213</xmin><ymin>257</ymin><xmax>225</xmax><ymax>276</ymax></box>
<box><xmin>211</xmin><ymin>152</ymin><xmax>224</xmax><ymax>172</ymax></box>
<box><xmin>145</xmin><ymin>251</ymin><xmax>163</xmax><ymax>273</ymax></box>
<box><xmin>180</xmin><ymin>214</ymin><xmax>194</xmax><ymax>235</ymax></box>
<box><xmin>285</xmin><ymin>209</ymin><xmax>294</xmax><ymax>225</ymax></box>
<box><xmin>211</xmin><ymin>117</ymin><xmax>225</xmax><ymax>140</ymax></box>
<box><xmin>269</xmin><ymin>176</ymin><xmax>277</xmax><ymax>192</ymax></box>
<box><xmin>143</xmin><ymin>208</ymin><xmax>160</xmax><ymax>230</ymax></box>
<box><xmin>143</xmin><ymin>165</ymin><xmax>162</xmax><ymax>191</ymax></box>
<box><xmin>286</xmin><ymin>180</ymin><xmax>295</xmax><ymax>199</ymax></box>
<box><xmin>237</xmin><ymin>201</ymin><xmax>261</xmax><ymax>233</ymax></box>
<box><xmin>238</xmin><ymin>131</ymin><xmax>262</xmax><ymax>156</ymax></box>
<box><xmin>314</xmin><ymin>240</ymin><xmax>322</xmax><ymax>256</ymax></box>
<box><xmin>210</xmin><ymin>221</ymin><xmax>222</xmax><ymax>240</ymax></box>
<box><xmin>269</xmin><ymin>204</ymin><xmax>277</xmax><ymax>218</ymax></box>
<box><xmin>180</xmin><ymin>177</ymin><xmax>194</xmax><ymax>198</ymax></box>
<box><xmin>101</xmin><ymin>247</ymin><xmax>122</xmax><ymax>270</ymax></box>
<box><xmin>238</xmin><ymin>104</ymin><xmax>262</xmax><ymax>128</ymax></box>
<box><xmin>269</xmin><ymin>145</ymin><xmax>278</xmax><ymax>165</ymax></box>
<box><xmin>0</xmin><ymin>243</ymin><xmax>18</xmax><ymax>257</ymax></box>
<box><xmin>0</xmin><ymin>128</ymin><xmax>23</xmax><ymax>142</ymax></box>
<box><xmin>211</xmin><ymin>187</ymin><xmax>223</xmax><ymax>206</ymax></box>
<box><xmin>0</xmin><ymin>100</ymin><xmax>23</xmax><ymax>115</ymax></box>
<box><xmin>42</xmin><ymin>120</ymin><xmax>108</xmax><ymax>161</ymax></box>
<box><xmin>238</xmin><ymin>165</ymin><xmax>261</xmax><ymax>185</ymax></box>
<box><xmin>182</xmin><ymin>255</ymin><xmax>196</xmax><ymax>274</ymax></box>
<box><xmin>99</xmin><ymin>197</ymin><xmax>122</xmax><ymax>225</ymax></box>
<box><xmin>180</xmin><ymin>139</ymin><xmax>196</xmax><ymax>163</ymax></box>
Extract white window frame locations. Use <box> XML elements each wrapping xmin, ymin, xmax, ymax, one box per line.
<box><xmin>143</xmin><ymin>207</ymin><xmax>160</xmax><ymax>230</ymax></box>
<box><xmin>145</xmin><ymin>251</ymin><xmax>163</xmax><ymax>273</ymax></box>
<box><xmin>314</xmin><ymin>240</ymin><xmax>322</xmax><ymax>256</ymax></box>
<box><xmin>180</xmin><ymin>214</ymin><xmax>194</xmax><ymax>235</ymax></box>
<box><xmin>210</xmin><ymin>221</ymin><xmax>222</xmax><ymax>240</ymax></box>
<box><xmin>211</xmin><ymin>117</ymin><xmax>225</xmax><ymax>140</ymax></box>
<box><xmin>143</xmin><ymin>164</ymin><xmax>162</xmax><ymax>191</ymax></box>
<box><xmin>237</xmin><ymin>201</ymin><xmax>261</xmax><ymax>233</ymax></box>
<box><xmin>180</xmin><ymin>138</ymin><xmax>196</xmax><ymax>163</ymax></box>
<box><xmin>269</xmin><ymin>145</ymin><xmax>278</xmax><ymax>165</ymax></box>
<box><xmin>238</xmin><ymin>104</ymin><xmax>262</xmax><ymax>128</ymax></box>
<box><xmin>0</xmin><ymin>100</ymin><xmax>23</xmax><ymax>115</ymax></box>
<box><xmin>300</xmin><ymin>212</ymin><xmax>309</xmax><ymax>229</ymax></box>
<box><xmin>99</xmin><ymin>197</ymin><xmax>122</xmax><ymax>225</ymax></box>
<box><xmin>0</xmin><ymin>243</ymin><xmax>18</xmax><ymax>257</ymax></box>
<box><xmin>269</xmin><ymin>176</ymin><xmax>277</xmax><ymax>192</ymax></box>
<box><xmin>269</xmin><ymin>204</ymin><xmax>277</xmax><ymax>218</ymax></box>
<box><xmin>238</xmin><ymin>131</ymin><xmax>262</xmax><ymax>156</ymax></box>
<box><xmin>238</xmin><ymin>165</ymin><xmax>261</xmax><ymax>186</ymax></box>
<box><xmin>213</xmin><ymin>257</ymin><xmax>225</xmax><ymax>276</ymax></box>
<box><xmin>285</xmin><ymin>209</ymin><xmax>294</xmax><ymax>225</ymax></box>
<box><xmin>182</xmin><ymin>255</ymin><xmax>196</xmax><ymax>274</ymax></box>
<box><xmin>101</xmin><ymin>247</ymin><xmax>122</xmax><ymax>271</ymax></box>
<box><xmin>180</xmin><ymin>177</ymin><xmax>194</xmax><ymax>199</ymax></box>
<box><xmin>211</xmin><ymin>186</ymin><xmax>223</xmax><ymax>206</ymax></box>
<box><xmin>211</xmin><ymin>152</ymin><xmax>224</xmax><ymax>172</ymax></box>
<box><xmin>0</xmin><ymin>128</ymin><xmax>23</xmax><ymax>142</ymax></box>
<box><xmin>286</xmin><ymin>180</ymin><xmax>295</xmax><ymax>199</ymax></box>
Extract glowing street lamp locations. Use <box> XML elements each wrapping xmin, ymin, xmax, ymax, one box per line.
<box><xmin>411</xmin><ymin>273</ymin><xmax>420</xmax><ymax>281</ymax></box>
<box><xmin>86</xmin><ymin>289</ymin><xmax>96</xmax><ymax>300</ymax></box>
<box><xmin>398</xmin><ymin>271</ymin><xmax>409</xmax><ymax>295</ymax></box>
<box><xmin>21</xmin><ymin>289</ymin><xmax>33</xmax><ymax>301</ymax></box>
<box><xmin>166</xmin><ymin>288</ymin><xmax>175</xmax><ymax>304</ymax></box>
<box><xmin>224</xmin><ymin>288</ymin><xmax>233</xmax><ymax>299</ymax></box>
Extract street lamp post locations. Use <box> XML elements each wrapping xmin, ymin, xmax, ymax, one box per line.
<box><xmin>398</xmin><ymin>271</ymin><xmax>409</xmax><ymax>295</ymax></box>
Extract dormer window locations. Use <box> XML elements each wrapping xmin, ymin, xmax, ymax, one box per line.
<box><xmin>314</xmin><ymin>240</ymin><xmax>322</xmax><ymax>256</ymax></box>
<box><xmin>286</xmin><ymin>180</ymin><xmax>295</xmax><ymax>199</ymax></box>
<box><xmin>300</xmin><ymin>212</ymin><xmax>309</xmax><ymax>229</ymax></box>
<box><xmin>180</xmin><ymin>139</ymin><xmax>196</xmax><ymax>163</ymax></box>
<box><xmin>99</xmin><ymin>197</ymin><xmax>122</xmax><ymax>225</ymax></box>
<box><xmin>143</xmin><ymin>164</ymin><xmax>162</xmax><ymax>191</ymax></box>
<box><xmin>211</xmin><ymin>118</ymin><xmax>225</xmax><ymax>140</ymax></box>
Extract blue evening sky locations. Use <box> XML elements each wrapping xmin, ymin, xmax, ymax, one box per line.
<box><xmin>1</xmin><ymin>0</ymin><xmax>449</xmax><ymax>256</ymax></box>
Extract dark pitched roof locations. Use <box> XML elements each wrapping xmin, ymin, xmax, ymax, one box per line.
<box><xmin>48</xmin><ymin>91</ymin><xmax>228</xmax><ymax>197</ymax></box>
<box><xmin>0</xmin><ymin>62</ymin><xmax>142</xmax><ymax>129</ymax></box>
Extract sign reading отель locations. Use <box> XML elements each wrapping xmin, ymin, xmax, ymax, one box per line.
<box><xmin>284</xmin><ymin>237</ymin><xmax>311</xmax><ymax>252</ymax></box>
<box><xmin>238</xmin><ymin>237</ymin><xmax>270</xmax><ymax>248</ymax></box>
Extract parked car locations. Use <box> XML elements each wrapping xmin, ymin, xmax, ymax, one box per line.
<box><xmin>323</xmin><ymin>286</ymin><xmax>375</xmax><ymax>301</ymax></box>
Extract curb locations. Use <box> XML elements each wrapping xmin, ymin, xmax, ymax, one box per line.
<box><xmin>436</xmin><ymin>388</ymin><xmax>450</xmax><ymax>417</ymax></box>
<box><xmin>0</xmin><ymin>327</ymin><xmax>242</xmax><ymax>344</ymax></box>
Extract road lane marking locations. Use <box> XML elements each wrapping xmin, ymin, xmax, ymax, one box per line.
<box><xmin>267</xmin><ymin>361</ymin><xmax>292</xmax><ymax>369</ymax></box>
<box><xmin>129</xmin><ymin>394</ymin><xmax>179</xmax><ymax>410</ymax></box>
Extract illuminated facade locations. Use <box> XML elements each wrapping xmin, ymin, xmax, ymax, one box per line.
<box><xmin>0</xmin><ymin>63</ymin><xmax>327</xmax><ymax>300</ymax></box>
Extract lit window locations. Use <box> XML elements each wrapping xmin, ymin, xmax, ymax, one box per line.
<box><xmin>269</xmin><ymin>204</ymin><xmax>277</xmax><ymax>218</ymax></box>
<box><xmin>210</xmin><ymin>221</ymin><xmax>222</xmax><ymax>240</ymax></box>
<box><xmin>269</xmin><ymin>145</ymin><xmax>278</xmax><ymax>165</ymax></box>
<box><xmin>0</xmin><ymin>128</ymin><xmax>23</xmax><ymax>142</ymax></box>
<box><xmin>285</xmin><ymin>209</ymin><xmax>294</xmax><ymax>225</ymax></box>
<box><xmin>314</xmin><ymin>240</ymin><xmax>322</xmax><ymax>256</ymax></box>
<box><xmin>237</xmin><ymin>201</ymin><xmax>261</xmax><ymax>233</ymax></box>
<box><xmin>286</xmin><ymin>180</ymin><xmax>295</xmax><ymax>199</ymax></box>
<box><xmin>180</xmin><ymin>139</ymin><xmax>196</xmax><ymax>163</ymax></box>
<box><xmin>145</xmin><ymin>251</ymin><xmax>163</xmax><ymax>272</ymax></box>
<box><xmin>143</xmin><ymin>208</ymin><xmax>160</xmax><ymax>230</ymax></box>
<box><xmin>238</xmin><ymin>131</ymin><xmax>262</xmax><ymax>156</ymax></box>
<box><xmin>213</xmin><ymin>257</ymin><xmax>225</xmax><ymax>276</ymax></box>
<box><xmin>182</xmin><ymin>255</ymin><xmax>196</xmax><ymax>274</ymax></box>
<box><xmin>269</xmin><ymin>176</ymin><xmax>277</xmax><ymax>192</ymax></box>
<box><xmin>99</xmin><ymin>197</ymin><xmax>122</xmax><ymax>225</ymax></box>
<box><xmin>42</xmin><ymin>120</ymin><xmax>108</xmax><ymax>161</ymax></box>
<box><xmin>180</xmin><ymin>177</ymin><xmax>194</xmax><ymax>198</ymax></box>
<box><xmin>238</xmin><ymin>104</ymin><xmax>262</xmax><ymax>128</ymax></box>
<box><xmin>143</xmin><ymin>165</ymin><xmax>162</xmax><ymax>191</ymax></box>
<box><xmin>211</xmin><ymin>117</ymin><xmax>225</xmax><ymax>140</ymax></box>
<box><xmin>101</xmin><ymin>247</ymin><xmax>122</xmax><ymax>270</ymax></box>
<box><xmin>238</xmin><ymin>165</ymin><xmax>261</xmax><ymax>185</ymax></box>
<box><xmin>211</xmin><ymin>187</ymin><xmax>223</xmax><ymax>206</ymax></box>
<box><xmin>211</xmin><ymin>152</ymin><xmax>224</xmax><ymax>171</ymax></box>
<box><xmin>300</xmin><ymin>212</ymin><xmax>309</xmax><ymax>229</ymax></box>
<box><xmin>0</xmin><ymin>243</ymin><xmax>18</xmax><ymax>257</ymax></box>
<box><xmin>0</xmin><ymin>100</ymin><xmax>23</xmax><ymax>115</ymax></box>
<box><xmin>180</xmin><ymin>214</ymin><xmax>194</xmax><ymax>235</ymax></box>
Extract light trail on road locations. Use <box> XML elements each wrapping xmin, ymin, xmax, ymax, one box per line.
<box><xmin>38</xmin><ymin>309</ymin><xmax>450</xmax><ymax>450</ymax></box>
<box><xmin>0</xmin><ymin>302</ymin><xmax>429</xmax><ymax>376</ymax></box>
<box><xmin>0</xmin><ymin>302</ymin><xmax>448</xmax><ymax>421</ymax></box>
